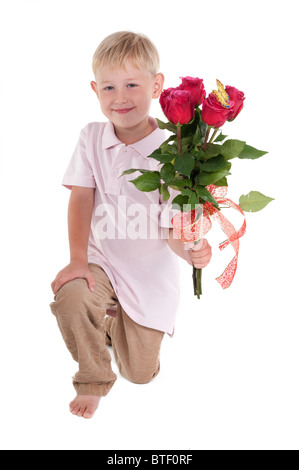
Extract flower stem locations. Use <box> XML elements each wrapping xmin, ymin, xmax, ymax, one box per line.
<box><xmin>198</xmin><ymin>268</ymin><xmax>202</xmax><ymax>295</ymax></box>
<box><xmin>193</xmin><ymin>235</ymin><xmax>203</xmax><ymax>299</ymax></box>
<box><xmin>177</xmin><ymin>124</ymin><xmax>182</xmax><ymax>155</ymax></box>
<box><xmin>202</xmin><ymin>127</ymin><xmax>211</xmax><ymax>151</ymax></box>
<box><xmin>208</xmin><ymin>128</ymin><xmax>219</xmax><ymax>144</ymax></box>
<box><xmin>193</xmin><ymin>266</ymin><xmax>197</xmax><ymax>294</ymax></box>
<box><xmin>193</xmin><ymin>267</ymin><xmax>202</xmax><ymax>299</ymax></box>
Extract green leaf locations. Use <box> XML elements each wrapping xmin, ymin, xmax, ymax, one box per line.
<box><xmin>180</xmin><ymin>187</ymin><xmax>193</xmax><ymax>197</ymax></box>
<box><xmin>221</xmin><ymin>139</ymin><xmax>246</xmax><ymax>159</ymax></box>
<box><xmin>174</xmin><ymin>153</ymin><xmax>195</xmax><ymax>178</ymax></box>
<box><xmin>197</xmin><ymin>168</ymin><xmax>231</xmax><ymax>186</ymax></box>
<box><xmin>214</xmin><ymin>133</ymin><xmax>228</xmax><ymax>142</ymax></box>
<box><xmin>239</xmin><ymin>191</ymin><xmax>274</xmax><ymax>212</ymax></box>
<box><xmin>160</xmin><ymin>135</ymin><xmax>176</xmax><ymax>150</ymax></box>
<box><xmin>238</xmin><ymin>144</ymin><xmax>268</xmax><ymax>160</ymax></box>
<box><xmin>195</xmin><ymin>149</ymin><xmax>205</xmax><ymax>161</ymax></box>
<box><xmin>161</xmin><ymin>183</ymin><xmax>170</xmax><ymax>201</ymax></box>
<box><xmin>198</xmin><ymin>155</ymin><xmax>228</xmax><ymax>172</ymax></box>
<box><xmin>192</xmin><ymin>125</ymin><xmax>203</xmax><ymax>146</ymax></box>
<box><xmin>180</xmin><ymin>188</ymin><xmax>200</xmax><ymax>209</ymax></box>
<box><xmin>121</xmin><ymin>168</ymin><xmax>148</xmax><ymax>176</ymax></box>
<box><xmin>160</xmin><ymin>162</ymin><xmax>175</xmax><ymax>183</ymax></box>
<box><xmin>214</xmin><ymin>176</ymin><xmax>228</xmax><ymax>186</ymax></box>
<box><xmin>181</xmin><ymin>108</ymin><xmax>200</xmax><ymax>138</ymax></box>
<box><xmin>148</xmin><ymin>149</ymin><xmax>176</xmax><ymax>163</ymax></box>
<box><xmin>188</xmin><ymin>192</ymin><xmax>200</xmax><ymax>209</ymax></box>
<box><xmin>156</xmin><ymin>118</ymin><xmax>177</xmax><ymax>133</ymax></box>
<box><xmin>199</xmin><ymin>120</ymin><xmax>208</xmax><ymax>139</ymax></box>
<box><xmin>159</xmin><ymin>154</ymin><xmax>177</xmax><ymax>163</ymax></box>
<box><xmin>183</xmin><ymin>136</ymin><xmax>194</xmax><ymax>153</ymax></box>
<box><xmin>194</xmin><ymin>185</ymin><xmax>219</xmax><ymax>209</ymax></box>
<box><xmin>130</xmin><ymin>171</ymin><xmax>161</xmax><ymax>192</ymax></box>
<box><xmin>171</xmin><ymin>194</ymin><xmax>189</xmax><ymax>211</ymax></box>
<box><xmin>168</xmin><ymin>178</ymin><xmax>192</xmax><ymax>190</ymax></box>
<box><xmin>203</xmin><ymin>143</ymin><xmax>222</xmax><ymax>159</ymax></box>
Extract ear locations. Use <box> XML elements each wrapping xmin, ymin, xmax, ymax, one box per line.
<box><xmin>91</xmin><ymin>81</ymin><xmax>99</xmax><ymax>99</ymax></box>
<box><xmin>152</xmin><ymin>73</ymin><xmax>165</xmax><ymax>99</ymax></box>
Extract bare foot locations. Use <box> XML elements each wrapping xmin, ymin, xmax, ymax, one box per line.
<box><xmin>69</xmin><ymin>395</ymin><xmax>100</xmax><ymax>419</ymax></box>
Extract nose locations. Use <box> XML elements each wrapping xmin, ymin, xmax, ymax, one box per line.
<box><xmin>114</xmin><ymin>89</ymin><xmax>128</xmax><ymax>104</ymax></box>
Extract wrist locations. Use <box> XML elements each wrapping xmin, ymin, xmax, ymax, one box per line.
<box><xmin>70</xmin><ymin>254</ymin><xmax>88</xmax><ymax>265</ymax></box>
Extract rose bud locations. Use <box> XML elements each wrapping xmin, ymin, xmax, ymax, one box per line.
<box><xmin>159</xmin><ymin>87</ymin><xmax>176</xmax><ymax>112</ymax></box>
<box><xmin>201</xmin><ymin>80</ymin><xmax>235</xmax><ymax>128</ymax></box>
<box><xmin>225</xmin><ymin>86</ymin><xmax>245</xmax><ymax>121</ymax></box>
<box><xmin>160</xmin><ymin>88</ymin><xmax>195</xmax><ymax>125</ymax></box>
<box><xmin>179</xmin><ymin>76</ymin><xmax>206</xmax><ymax>107</ymax></box>
<box><xmin>201</xmin><ymin>93</ymin><xmax>233</xmax><ymax>128</ymax></box>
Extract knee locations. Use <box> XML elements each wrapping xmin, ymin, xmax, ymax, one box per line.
<box><xmin>50</xmin><ymin>278</ymin><xmax>91</xmax><ymax>319</ymax></box>
<box><xmin>125</xmin><ymin>361</ymin><xmax>161</xmax><ymax>385</ymax></box>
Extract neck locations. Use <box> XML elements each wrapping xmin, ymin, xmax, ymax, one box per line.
<box><xmin>114</xmin><ymin>118</ymin><xmax>154</xmax><ymax>146</ymax></box>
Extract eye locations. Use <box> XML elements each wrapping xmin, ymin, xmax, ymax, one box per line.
<box><xmin>104</xmin><ymin>86</ymin><xmax>114</xmax><ymax>91</ymax></box>
<box><xmin>127</xmin><ymin>83</ymin><xmax>137</xmax><ymax>88</ymax></box>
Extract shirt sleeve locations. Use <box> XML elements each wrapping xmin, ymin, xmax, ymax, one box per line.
<box><xmin>159</xmin><ymin>186</ymin><xmax>181</xmax><ymax>228</ymax></box>
<box><xmin>62</xmin><ymin>127</ymin><xmax>96</xmax><ymax>190</ymax></box>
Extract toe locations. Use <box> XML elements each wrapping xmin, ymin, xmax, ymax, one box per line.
<box><xmin>77</xmin><ymin>405</ymin><xmax>87</xmax><ymax>418</ymax></box>
<box><xmin>83</xmin><ymin>408</ymin><xmax>95</xmax><ymax>419</ymax></box>
<box><xmin>70</xmin><ymin>401</ymin><xmax>77</xmax><ymax>411</ymax></box>
<box><xmin>70</xmin><ymin>403</ymin><xmax>80</xmax><ymax>415</ymax></box>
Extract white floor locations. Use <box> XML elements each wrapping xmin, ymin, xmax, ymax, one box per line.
<box><xmin>1</xmin><ymin>230</ymin><xmax>298</xmax><ymax>450</ymax></box>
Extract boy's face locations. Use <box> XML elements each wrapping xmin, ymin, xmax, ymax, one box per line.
<box><xmin>91</xmin><ymin>61</ymin><xmax>164</xmax><ymax>140</ymax></box>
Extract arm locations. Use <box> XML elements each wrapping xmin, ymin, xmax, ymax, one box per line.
<box><xmin>51</xmin><ymin>186</ymin><xmax>96</xmax><ymax>294</ymax></box>
<box><xmin>68</xmin><ymin>186</ymin><xmax>95</xmax><ymax>264</ymax></box>
<box><xmin>167</xmin><ymin>228</ymin><xmax>212</xmax><ymax>268</ymax></box>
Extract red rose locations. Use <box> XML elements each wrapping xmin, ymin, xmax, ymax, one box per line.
<box><xmin>201</xmin><ymin>92</ymin><xmax>234</xmax><ymax>128</ymax></box>
<box><xmin>160</xmin><ymin>88</ymin><xmax>195</xmax><ymax>125</ymax></box>
<box><xmin>225</xmin><ymin>86</ymin><xmax>245</xmax><ymax>121</ymax></box>
<box><xmin>179</xmin><ymin>76</ymin><xmax>206</xmax><ymax>107</ymax></box>
<box><xmin>159</xmin><ymin>87</ymin><xmax>176</xmax><ymax>113</ymax></box>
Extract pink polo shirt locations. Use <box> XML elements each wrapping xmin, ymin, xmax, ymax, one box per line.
<box><xmin>62</xmin><ymin>118</ymin><xmax>181</xmax><ymax>336</ymax></box>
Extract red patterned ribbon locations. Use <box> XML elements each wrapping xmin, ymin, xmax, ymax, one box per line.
<box><xmin>171</xmin><ymin>184</ymin><xmax>246</xmax><ymax>289</ymax></box>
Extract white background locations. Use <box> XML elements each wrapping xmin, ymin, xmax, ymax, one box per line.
<box><xmin>0</xmin><ymin>0</ymin><xmax>298</xmax><ymax>450</ymax></box>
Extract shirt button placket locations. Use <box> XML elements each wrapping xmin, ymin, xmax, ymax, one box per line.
<box><xmin>111</xmin><ymin>146</ymin><xmax>129</xmax><ymax>194</ymax></box>
<box><xmin>117</xmin><ymin>147</ymin><xmax>131</xmax><ymax>180</ymax></box>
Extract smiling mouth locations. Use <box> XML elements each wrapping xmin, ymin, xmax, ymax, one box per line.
<box><xmin>113</xmin><ymin>108</ymin><xmax>134</xmax><ymax>114</ymax></box>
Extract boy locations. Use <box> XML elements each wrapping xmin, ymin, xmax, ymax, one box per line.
<box><xmin>50</xmin><ymin>31</ymin><xmax>212</xmax><ymax>419</ymax></box>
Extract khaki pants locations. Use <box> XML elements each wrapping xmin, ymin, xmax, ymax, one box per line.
<box><xmin>50</xmin><ymin>263</ymin><xmax>164</xmax><ymax>397</ymax></box>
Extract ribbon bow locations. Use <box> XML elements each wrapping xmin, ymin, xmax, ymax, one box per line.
<box><xmin>171</xmin><ymin>184</ymin><xmax>246</xmax><ymax>289</ymax></box>
<box><xmin>202</xmin><ymin>184</ymin><xmax>247</xmax><ymax>288</ymax></box>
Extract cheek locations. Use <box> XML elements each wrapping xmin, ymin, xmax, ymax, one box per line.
<box><xmin>135</xmin><ymin>90</ymin><xmax>152</xmax><ymax>110</ymax></box>
<box><xmin>98</xmin><ymin>94</ymin><xmax>111</xmax><ymax>112</ymax></box>
<box><xmin>97</xmin><ymin>97</ymin><xmax>112</xmax><ymax>119</ymax></box>
<box><xmin>98</xmin><ymin>93</ymin><xmax>107</xmax><ymax>104</ymax></box>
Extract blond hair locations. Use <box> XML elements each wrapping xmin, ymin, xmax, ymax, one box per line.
<box><xmin>92</xmin><ymin>31</ymin><xmax>160</xmax><ymax>77</ymax></box>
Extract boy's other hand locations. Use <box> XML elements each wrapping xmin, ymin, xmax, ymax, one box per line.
<box><xmin>51</xmin><ymin>261</ymin><xmax>96</xmax><ymax>295</ymax></box>
<box><xmin>183</xmin><ymin>238</ymin><xmax>212</xmax><ymax>269</ymax></box>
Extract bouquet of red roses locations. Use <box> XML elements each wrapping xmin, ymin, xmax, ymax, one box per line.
<box><xmin>122</xmin><ymin>77</ymin><xmax>273</xmax><ymax>298</ymax></box>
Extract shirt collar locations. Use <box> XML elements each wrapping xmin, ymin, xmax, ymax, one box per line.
<box><xmin>101</xmin><ymin>121</ymin><xmax>121</xmax><ymax>150</ymax></box>
<box><xmin>101</xmin><ymin>117</ymin><xmax>166</xmax><ymax>159</ymax></box>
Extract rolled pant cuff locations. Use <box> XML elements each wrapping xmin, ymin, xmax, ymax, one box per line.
<box><xmin>73</xmin><ymin>380</ymin><xmax>116</xmax><ymax>397</ymax></box>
